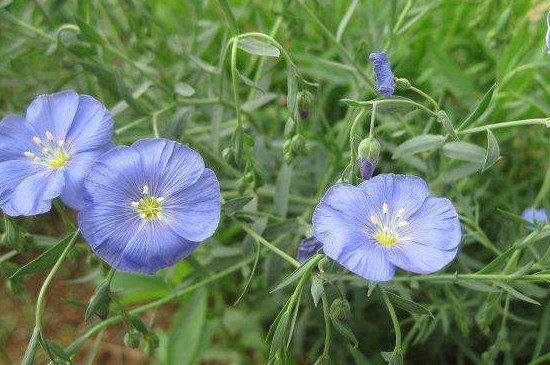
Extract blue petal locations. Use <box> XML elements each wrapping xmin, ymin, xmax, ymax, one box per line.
<box><xmin>386</xmin><ymin>244</ymin><xmax>458</xmax><ymax>274</ymax></box>
<box><xmin>84</xmin><ymin>146</ymin><xmax>143</xmax><ymax>205</ymax></box>
<box><xmin>297</xmin><ymin>237</ymin><xmax>323</xmax><ymax>264</ymax></box>
<box><xmin>118</xmin><ymin>223</ymin><xmax>199</xmax><ymax>274</ymax></box>
<box><xmin>358</xmin><ymin>174</ymin><xmax>428</xmax><ymax>219</ymax></box>
<box><xmin>522</xmin><ymin>207</ymin><xmax>548</xmax><ymax>225</ymax></box>
<box><xmin>0</xmin><ymin>159</ymin><xmax>35</xmax><ymax>206</ymax></box>
<box><xmin>79</xmin><ymin>204</ymin><xmax>198</xmax><ymax>274</ymax></box>
<box><xmin>25</xmin><ymin>90</ymin><xmax>79</xmax><ymax>140</ymax></box>
<box><xmin>65</xmin><ymin>94</ymin><xmax>114</xmax><ymax>154</ymax></box>
<box><xmin>8</xmin><ymin>170</ymin><xmax>65</xmax><ymax>216</ymax></box>
<box><xmin>163</xmin><ymin>169</ymin><xmax>221</xmax><ymax>242</ymax></box>
<box><xmin>400</xmin><ymin>197</ymin><xmax>461</xmax><ymax>251</ymax></box>
<box><xmin>0</xmin><ymin>114</ymin><xmax>37</xmax><ymax>162</ymax></box>
<box><xmin>368</xmin><ymin>52</ymin><xmax>395</xmax><ymax>97</ymax></box>
<box><xmin>132</xmin><ymin>138</ymin><xmax>205</xmax><ymax>197</ymax></box>
<box><xmin>60</xmin><ymin>151</ymin><xmax>105</xmax><ymax>210</ymax></box>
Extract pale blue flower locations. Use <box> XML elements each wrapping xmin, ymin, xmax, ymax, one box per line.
<box><xmin>78</xmin><ymin>138</ymin><xmax>221</xmax><ymax>274</ymax></box>
<box><xmin>0</xmin><ymin>90</ymin><xmax>113</xmax><ymax>216</ymax></box>
<box><xmin>522</xmin><ymin>207</ymin><xmax>548</xmax><ymax>227</ymax></box>
<box><xmin>313</xmin><ymin>174</ymin><xmax>461</xmax><ymax>282</ymax></box>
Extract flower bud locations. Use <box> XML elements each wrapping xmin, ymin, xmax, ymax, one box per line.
<box><xmin>124</xmin><ymin>331</ymin><xmax>142</xmax><ymax>348</ymax></box>
<box><xmin>357</xmin><ymin>137</ymin><xmax>380</xmax><ymax>180</ymax></box>
<box><xmin>369</xmin><ymin>52</ymin><xmax>395</xmax><ymax>97</ymax></box>
<box><xmin>297</xmin><ymin>90</ymin><xmax>313</xmax><ymax>121</ymax></box>
<box><xmin>395</xmin><ymin>77</ymin><xmax>411</xmax><ymax>90</ymax></box>
<box><xmin>330</xmin><ymin>298</ymin><xmax>351</xmax><ymax>323</ymax></box>
<box><xmin>290</xmin><ymin>135</ymin><xmax>306</xmax><ymax>155</ymax></box>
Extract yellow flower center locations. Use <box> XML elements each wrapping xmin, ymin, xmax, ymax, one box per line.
<box><xmin>24</xmin><ymin>131</ymin><xmax>69</xmax><ymax>169</ymax></box>
<box><xmin>369</xmin><ymin>202</ymin><xmax>408</xmax><ymax>247</ymax></box>
<box><xmin>47</xmin><ymin>149</ymin><xmax>69</xmax><ymax>169</ymax></box>
<box><xmin>131</xmin><ymin>186</ymin><xmax>165</xmax><ymax>221</ymax></box>
<box><xmin>374</xmin><ymin>230</ymin><xmax>399</xmax><ymax>246</ymax></box>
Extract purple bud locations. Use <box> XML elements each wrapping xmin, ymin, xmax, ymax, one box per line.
<box><xmin>358</xmin><ymin>159</ymin><xmax>376</xmax><ymax>180</ymax></box>
<box><xmin>297</xmin><ymin>237</ymin><xmax>323</xmax><ymax>264</ymax></box>
<box><xmin>368</xmin><ymin>52</ymin><xmax>395</xmax><ymax>97</ymax></box>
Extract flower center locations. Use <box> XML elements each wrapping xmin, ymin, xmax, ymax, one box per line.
<box><xmin>131</xmin><ymin>185</ymin><xmax>165</xmax><ymax>221</ymax></box>
<box><xmin>23</xmin><ymin>130</ymin><xmax>69</xmax><ymax>169</ymax></box>
<box><xmin>369</xmin><ymin>202</ymin><xmax>408</xmax><ymax>247</ymax></box>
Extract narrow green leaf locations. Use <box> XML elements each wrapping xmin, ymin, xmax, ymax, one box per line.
<box><xmin>46</xmin><ymin>340</ymin><xmax>71</xmax><ymax>361</ymax></box>
<box><xmin>385</xmin><ymin>291</ymin><xmax>434</xmax><ymax>318</ymax></box>
<box><xmin>496</xmin><ymin>283</ymin><xmax>540</xmax><ymax>305</ymax></box>
<box><xmin>393</xmin><ymin>135</ymin><xmax>445</xmax><ymax>159</ymax></box>
<box><xmin>10</xmin><ymin>233</ymin><xmax>75</xmax><ymax>280</ymax></box>
<box><xmin>477</xmin><ymin>246</ymin><xmax>516</xmax><ymax>274</ymax></box>
<box><xmin>233</xmin><ymin>239</ymin><xmax>260</xmax><ymax>305</ymax></box>
<box><xmin>310</xmin><ymin>275</ymin><xmax>324</xmax><ymax>307</ymax></box>
<box><xmin>437</xmin><ymin>110</ymin><xmax>459</xmax><ymax>141</ymax></box>
<box><xmin>238</xmin><ymin>38</ymin><xmax>280</xmax><ymax>58</ymax></box>
<box><xmin>455</xmin><ymin>280</ymin><xmax>500</xmax><ymax>293</ymax></box>
<box><xmin>167</xmin><ymin>289</ymin><xmax>208</xmax><ymax>365</ymax></box>
<box><xmin>74</xmin><ymin>16</ymin><xmax>104</xmax><ymax>44</ymax></box>
<box><xmin>274</xmin><ymin>163</ymin><xmax>292</xmax><ymax>217</ymax></box>
<box><xmin>497</xmin><ymin>208</ymin><xmax>536</xmax><ymax>228</ymax></box>
<box><xmin>271</xmin><ymin>254</ymin><xmax>321</xmax><ymax>293</ymax></box>
<box><xmin>482</xmin><ymin>129</ymin><xmax>500</xmax><ymax>171</ymax></box>
<box><xmin>174</xmin><ymin>82</ymin><xmax>196</xmax><ymax>97</ymax></box>
<box><xmin>443</xmin><ymin>142</ymin><xmax>486</xmax><ymax>163</ymax></box>
<box><xmin>458</xmin><ymin>83</ymin><xmax>496</xmax><ymax>130</ymax></box>
<box><xmin>336</xmin><ymin>0</ymin><xmax>359</xmax><ymax>42</ymax></box>
<box><xmin>217</xmin><ymin>0</ymin><xmax>239</xmax><ymax>35</ymax></box>
<box><xmin>222</xmin><ymin>195</ymin><xmax>254</xmax><ymax>216</ymax></box>
<box><xmin>287</xmin><ymin>68</ymin><xmax>298</xmax><ymax>117</ymax></box>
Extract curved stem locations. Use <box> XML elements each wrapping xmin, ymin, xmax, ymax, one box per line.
<box><xmin>410</xmin><ymin>86</ymin><xmax>439</xmax><ymax>111</ymax></box>
<box><xmin>230</xmin><ymin>39</ymin><xmax>243</xmax><ymax>130</ymax></box>
<box><xmin>321</xmin><ymin>291</ymin><xmax>332</xmax><ymax>356</ymax></box>
<box><xmin>349</xmin><ymin>108</ymin><xmax>368</xmax><ymax>183</ymax></box>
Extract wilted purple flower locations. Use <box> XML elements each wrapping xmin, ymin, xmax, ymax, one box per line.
<box><xmin>522</xmin><ymin>207</ymin><xmax>548</xmax><ymax>227</ymax></box>
<box><xmin>313</xmin><ymin>174</ymin><xmax>461</xmax><ymax>282</ymax></box>
<box><xmin>297</xmin><ymin>237</ymin><xmax>323</xmax><ymax>263</ymax></box>
<box><xmin>0</xmin><ymin>90</ymin><xmax>113</xmax><ymax>216</ymax></box>
<box><xmin>369</xmin><ymin>52</ymin><xmax>395</xmax><ymax>97</ymax></box>
<box><xmin>79</xmin><ymin>139</ymin><xmax>221</xmax><ymax>274</ymax></box>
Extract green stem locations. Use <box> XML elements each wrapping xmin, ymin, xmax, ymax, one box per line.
<box><xmin>65</xmin><ymin>256</ymin><xmax>255</xmax><ymax>355</ymax></box>
<box><xmin>369</xmin><ymin>102</ymin><xmax>377</xmax><ymax>138</ymax></box>
<box><xmin>230</xmin><ymin>38</ymin><xmax>243</xmax><ymax>130</ymax></box>
<box><xmin>379</xmin><ymin>287</ymin><xmax>402</xmax><ymax>350</ymax></box>
<box><xmin>321</xmin><ymin>291</ymin><xmax>332</xmax><ymax>356</ymax></box>
<box><xmin>239</xmin><ymin>222</ymin><xmax>300</xmax><ymax>267</ymax></box>
<box><xmin>410</xmin><ymin>86</ymin><xmax>439</xmax><ymax>111</ymax></box>
<box><xmin>458</xmin><ymin>118</ymin><xmax>549</xmax><ymax>135</ymax></box>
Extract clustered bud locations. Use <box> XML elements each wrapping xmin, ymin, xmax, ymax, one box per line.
<box><xmin>330</xmin><ymin>298</ymin><xmax>351</xmax><ymax>323</ymax></box>
<box><xmin>297</xmin><ymin>90</ymin><xmax>313</xmax><ymax>121</ymax></box>
<box><xmin>283</xmin><ymin>134</ymin><xmax>307</xmax><ymax>164</ymax></box>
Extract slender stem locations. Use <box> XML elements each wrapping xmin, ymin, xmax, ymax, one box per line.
<box><xmin>65</xmin><ymin>256</ymin><xmax>255</xmax><ymax>355</ymax></box>
<box><xmin>151</xmin><ymin>113</ymin><xmax>160</xmax><ymax>138</ymax></box>
<box><xmin>239</xmin><ymin>222</ymin><xmax>300</xmax><ymax>267</ymax></box>
<box><xmin>379</xmin><ymin>287</ymin><xmax>402</xmax><ymax>349</ymax></box>
<box><xmin>106</xmin><ymin>267</ymin><xmax>116</xmax><ymax>284</ymax></box>
<box><xmin>230</xmin><ymin>39</ymin><xmax>243</xmax><ymax>130</ymax></box>
<box><xmin>458</xmin><ymin>118</ymin><xmax>549</xmax><ymax>135</ymax></box>
<box><xmin>369</xmin><ymin>102</ymin><xmax>377</xmax><ymax>138</ymax></box>
<box><xmin>410</xmin><ymin>86</ymin><xmax>439</xmax><ymax>111</ymax></box>
<box><xmin>321</xmin><ymin>291</ymin><xmax>332</xmax><ymax>356</ymax></box>
<box><xmin>349</xmin><ymin>109</ymin><xmax>368</xmax><ymax>182</ymax></box>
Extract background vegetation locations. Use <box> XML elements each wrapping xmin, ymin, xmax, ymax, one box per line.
<box><xmin>2</xmin><ymin>0</ymin><xmax>550</xmax><ymax>364</ymax></box>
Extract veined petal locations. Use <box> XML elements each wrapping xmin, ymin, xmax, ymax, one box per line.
<box><xmin>60</xmin><ymin>151</ymin><xmax>105</xmax><ymax>210</ymax></box>
<box><xmin>84</xmin><ymin>146</ymin><xmax>143</xmax><ymax>205</ymax></box>
<box><xmin>118</xmin><ymin>223</ymin><xmax>199</xmax><ymax>274</ymax></box>
<box><xmin>0</xmin><ymin>114</ymin><xmax>37</xmax><ymax>162</ymax></box>
<box><xmin>25</xmin><ymin>90</ymin><xmax>79</xmax><ymax>141</ymax></box>
<box><xmin>0</xmin><ymin>159</ymin><xmax>35</xmax><ymax>206</ymax></box>
<box><xmin>387</xmin><ymin>244</ymin><xmax>458</xmax><ymax>274</ymax></box>
<box><xmin>65</xmin><ymin>95</ymin><xmax>114</xmax><ymax>154</ymax></box>
<box><xmin>401</xmin><ymin>197</ymin><xmax>461</xmax><ymax>251</ymax></box>
<box><xmin>8</xmin><ymin>170</ymin><xmax>65</xmax><ymax>216</ymax></box>
<box><xmin>132</xmin><ymin>138</ymin><xmax>205</xmax><ymax>197</ymax></box>
<box><xmin>163</xmin><ymin>169</ymin><xmax>220</xmax><ymax>242</ymax></box>
<box><xmin>358</xmin><ymin>174</ymin><xmax>428</xmax><ymax>219</ymax></box>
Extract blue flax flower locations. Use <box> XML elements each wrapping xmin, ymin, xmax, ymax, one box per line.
<box><xmin>313</xmin><ymin>174</ymin><xmax>461</xmax><ymax>282</ymax></box>
<box><xmin>0</xmin><ymin>90</ymin><xmax>113</xmax><ymax>216</ymax></box>
<box><xmin>369</xmin><ymin>52</ymin><xmax>395</xmax><ymax>97</ymax></box>
<box><xmin>297</xmin><ymin>237</ymin><xmax>323</xmax><ymax>264</ymax></box>
<box><xmin>522</xmin><ymin>207</ymin><xmax>548</xmax><ymax>227</ymax></box>
<box><xmin>79</xmin><ymin>138</ymin><xmax>221</xmax><ymax>274</ymax></box>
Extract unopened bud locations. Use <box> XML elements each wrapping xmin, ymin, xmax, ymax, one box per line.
<box><xmin>395</xmin><ymin>77</ymin><xmax>411</xmax><ymax>90</ymax></box>
<box><xmin>124</xmin><ymin>331</ymin><xmax>142</xmax><ymax>348</ymax></box>
<box><xmin>297</xmin><ymin>90</ymin><xmax>313</xmax><ymax>121</ymax></box>
<box><xmin>290</xmin><ymin>135</ymin><xmax>306</xmax><ymax>155</ymax></box>
<box><xmin>330</xmin><ymin>298</ymin><xmax>351</xmax><ymax>323</ymax></box>
<box><xmin>357</xmin><ymin>137</ymin><xmax>380</xmax><ymax>180</ymax></box>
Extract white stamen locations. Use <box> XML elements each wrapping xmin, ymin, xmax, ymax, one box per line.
<box><xmin>24</xmin><ymin>151</ymin><xmax>34</xmax><ymax>158</ymax></box>
<box><xmin>33</xmin><ymin>157</ymin><xmax>41</xmax><ymax>163</ymax></box>
<box><xmin>382</xmin><ymin>202</ymin><xmax>388</xmax><ymax>214</ymax></box>
<box><xmin>33</xmin><ymin>136</ymin><xmax>42</xmax><ymax>146</ymax></box>
<box><xmin>157</xmin><ymin>212</ymin><xmax>163</xmax><ymax>219</ymax></box>
<box><xmin>398</xmin><ymin>220</ymin><xmax>409</xmax><ymax>228</ymax></box>
<box><xmin>370</xmin><ymin>215</ymin><xmax>378</xmax><ymax>225</ymax></box>
<box><xmin>396</xmin><ymin>208</ymin><xmax>405</xmax><ymax>217</ymax></box>
<box><xmin>139</xmin><ymin>213</ymin><xmax>147</xmax><ymax>219</ymax></box>
<box><xmin>58</xmin><ymin>139</ymin><xmax>65</xmax><ymax>147</ymax></box>
<box><xmin>156</xmin><ymin>197</ymin><xmax>165</xmax><ymax>204</ymax></box>
<box><xmin>42</xmin><ymin>147</ymin><xmax>49</xmax><ymax>154</ymax></box>
<box><xmin>45</xmin><ymin>130</ymin><xmax>53</xmax><ymax>140</ymax></box>
<box><xmin>142</xmin><ymin>185</ymin><xmax>149</xmax><ymax>195</ymax></box>
<box><xmin>131</xmin><ymin>201</ymin><xmax>140</xmax><ymax>208</ymax></box>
